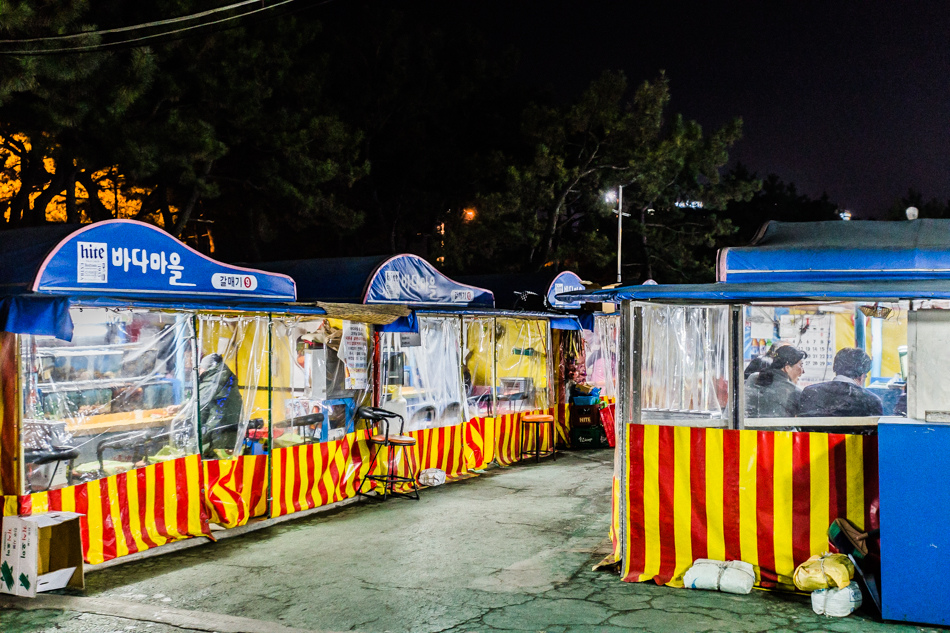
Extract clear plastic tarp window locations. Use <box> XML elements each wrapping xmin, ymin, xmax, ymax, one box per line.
<box><xmin>379</xmin><ymin>316</ymin><xmax>464</xmax><ymax>432</ymax></box>
<box><xmin>20</xmin><ymin>308</ymin><xmax>198</xmax><ymax>494</ymax></box>
<box><xmin>197</xmin><ymin>314</ymin><xmax>268</xmax><ymax>458</ymax></box>
<box><xmin>463</xmin><ymin>316</ymin><xmax>495</xmax><ymax>420</ymax></box>
<box><xmin>271</xmin><ymin>317</ymin><xmax>373</xmax><ymax>447</ymax></box>
<box><xmin>582</xmin><ymin>314</ymin><xmax>620</xmax><ymax>400</ymax></box>
<box><xmin>495</xmin><ymin>318</ymin><xmax>551</xmax><ymax>414</ymax></box>
<box><xmin>641</xmin><ymin>305</ymin><xmax>730</xmax><ymax>426</ymax></box>
<box><xmin>742</xmin><ymin>302</ymin><xmax>907</xmax><ymax>423</ymax></box>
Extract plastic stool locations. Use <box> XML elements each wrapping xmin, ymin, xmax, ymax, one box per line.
<box><xmin>520</xmin><ymin>413</ymin><xmax>556</xmax><ymax>463</ymax></box>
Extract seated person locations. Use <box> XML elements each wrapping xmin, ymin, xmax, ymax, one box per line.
<box><xmin>744</xmin><ymin>341</ymin><xmax>789</xmax><ymax>379</ymax></box>
<box><xmin>198</xmin><ymin>353</ymin><xmax>243</xmax><ymax>457</ymax></box>
<box><xmin>745</xmin><ymin>346</ymin><xmax>807</xmax><ymax>418</ymax></box>
<box><xmin>799</xmin><ymin>348</ymin><xmax>883</xmax><ymax>417</ymax></box>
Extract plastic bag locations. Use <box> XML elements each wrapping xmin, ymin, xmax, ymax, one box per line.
<box><xmin>793</xmin><ymin>553</ymin><xmax>854</xmax><ymax>591</ymax></box>
<box><xmin>683</xmin><ymin>559</ymin><xmax>755</xmax><ymax>595</ymax></box>
<box><xmin>419</xmin><ymin>468</ymin><xmax>446</xmax><ymax>487</ymax></box>
<box><xmin>812</xmin><ymin>584</ymin><xmax>863</xmax><ymax>617</ymax></box>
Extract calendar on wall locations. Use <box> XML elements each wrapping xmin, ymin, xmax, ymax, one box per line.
<box><xmin>780</xmin><ymin>314</ymin><xmax>835</xmax><ymax>387</ymax></box>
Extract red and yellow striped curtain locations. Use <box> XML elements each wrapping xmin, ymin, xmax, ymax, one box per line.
<box><xmin>622</xmin><ymin>425</ymin><xmax>878</xmax><ymax>588</ymax></box>
<box><xmin>203</xmin><ymin>455</ymin><xmax>269</xmax><ymax>528</ymax></box>
<box><xmin>3</xmin><ymin>455</ymin><xmax>210</xmax><ymax>565</ymax></box>
<box><xmin>270</xmin><ymin>430</ymin><xmax>374</xmax><ymax>518</ymax></box>
<box><xmin>464</xmin><ymin>416</ymin><xmax>493</xmax><ymax>470</ymax></box>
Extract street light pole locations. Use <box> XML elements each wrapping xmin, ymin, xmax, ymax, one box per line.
<box><xmin>615</xmin><ymin>185</ymin><xmax>624</xmax><ymax>284</ymax></box>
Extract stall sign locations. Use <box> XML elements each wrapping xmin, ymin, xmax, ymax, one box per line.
<box><xmin>365</xmin><ymin>254</ymin><xmax>493</xmax><ymax>307</ymax></box>
<box><xmin>340</xmin><ymin>321</ymin><xmax>368</xmax><ymax>390</ymax></box>
<box><xmin>33</xmin><ymin>220</ymin><xmax>295</xmax><ymax>302</ymax></box>
<box><xmin>547</xmin><ymin>271</ymin><xmax>585</xmax><ymax>309</ymax></box>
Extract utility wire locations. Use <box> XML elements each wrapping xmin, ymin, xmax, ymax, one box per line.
<box><xmin>0</xmin><ymin>0</ymin><xmax>264</xmax><ymax>44</ymax></box>
<box><xmin>0</xmin><ymin>0</ymin><xmax>308</xmax><ymax>55</ymax></box>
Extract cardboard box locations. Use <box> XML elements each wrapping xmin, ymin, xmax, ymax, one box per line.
<box><xmin>1</xmin><ymin>512</ymin><xmax>84</xmax><ymax>597</ymax></box>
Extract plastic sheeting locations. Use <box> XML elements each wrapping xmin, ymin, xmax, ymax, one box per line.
<box><xmin>271</xmin><ymin>317</ymin><xmax>373</xmax><ymax>445</ymax></box>
<box><xmin>641</xmin><ymin>305</ymin><xmax>729</xmax><ymax>422</ymax></box>
<box><xmin>379</xmin><ymin>316</ymin><xmax>464</xmax><ymax>432</ymax></box>
<box><xmin>582</xmin><ymin>314</ymin><xmax>620</xmax><ymax>401</ymax></box>
<box><xmin>463</xmin><ymin>316</ymin><xmax>495</xmax><ymax>420</ymax></box>
<box><xmin>495</xmin><ymin>318</ymin><xmax>551</xmax><ymax>415</ymax></box>
<box><xmin>19</xmin><ymin>308</ymin><xmax>198</xmax><ymax>494</ymax></box>
<box><xmin>197</xmin><ymin>315</ymin><xmax>268</xmax><ymax>457</ymax></box>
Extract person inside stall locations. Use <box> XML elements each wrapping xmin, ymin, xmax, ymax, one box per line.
<box><xmin>197</xmin><ymin>353</ymin><xmax>243</xmax><ymax>457</ymax></box>
<box><xmin>799</xmin><ymin>347</ymin><xmax>883</xmax><ymax>417</ymax></box>
<box><xmin>744</xmin><ymin>341</ymin><xmax>790</xmax><ymax>379</ymax></box>
<box><xmin>745</xmin><ymin>345</ymin><xmax>807</xmax><ymax>418</ymax></box>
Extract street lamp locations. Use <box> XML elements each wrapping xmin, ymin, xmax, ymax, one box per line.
<box><xmin>605</xmin><ymin>186</ymin><xmax>630</xmax><ymax>284</ymax></box>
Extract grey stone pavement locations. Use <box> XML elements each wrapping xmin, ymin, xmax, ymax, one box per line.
<box><xmin>0</xmin><ymin>448</ymin><xmax>945</xmax><ymax>633</ymax></box>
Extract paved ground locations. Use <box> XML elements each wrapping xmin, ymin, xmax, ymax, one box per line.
<box><xmin>0</xmin><ymin>448</ymin><xmax>945</xmax><ymax>633</ymax></box>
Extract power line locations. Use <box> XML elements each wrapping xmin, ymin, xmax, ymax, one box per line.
<box><xmin>0</xmin><ymin>0</ymin><xmax>263</xmax><ymax>44</ymax></box>
<box><xmin>0</xmin><ymin>0</ymin><xmax>309</xmax><ymax>55</ymax></box>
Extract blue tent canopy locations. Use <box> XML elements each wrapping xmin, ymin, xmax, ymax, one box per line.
<box><xmin>254</xmin><ymin>254</ymin><xmax>494</xmax><ymax>308</ymax></box>
<box><xmin>0</xmin><ymin>220</ymin><xmax>306</xmax><ymax>339</ymax></box>
<box><xmin>558</xmin><ymin>279</ymin><xmax>950</xmax><ymax>304</ymax></box>
<box><xmin>457</xmin><ymin>270</ymin><xmax>586</xmax><ymax>310</ymax></box>
<box><xmin>718</xmin><ymin>219</ymin><xmax>950</xmax><ymax>283</ymax></box>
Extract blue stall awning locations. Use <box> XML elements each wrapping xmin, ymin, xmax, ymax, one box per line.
<box><xmin>718</xmin><ymin>219</ymin><xmax>950</xmax><ymax>283</ymax></box>
<box><xmin>558</xmin><ymin>279</ymin><xmax>950</xmax><ymax>304</ymax></box>
<box><xmin>457</xmin><ymin>270</ymin><xmax>586</xmax><ymax>310</ymax></box>
<box><xmin>254</xmin><ymin>254</ymin><xmax>494</xmax><ymax>308</ymax></box>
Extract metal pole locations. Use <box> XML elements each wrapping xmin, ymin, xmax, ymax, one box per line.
<box><xmin>616</xmin><ymin>186</ymin><xmax>624</xmax><ymax>284</ymax></box>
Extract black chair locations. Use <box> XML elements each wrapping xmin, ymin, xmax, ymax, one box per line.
<box><xmin>356</xmin><ymin>406</ymin><xmax>419</xmax><ymax>501</ymax></box>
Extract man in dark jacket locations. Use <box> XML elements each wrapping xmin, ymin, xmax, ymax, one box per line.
<box><xmin>799</xmin><ymin>348</ymin><xmax>883</xmax><ymax>417</ymax></box>
<box><xmin>197</xmin><ymin>353</ymin><xmax>243</xmax><ymax>457</ymax></box>
<box><xmin>745</xmin><ymin>346</ymin><xmax>807</xmax><ymax>418</ymax></box>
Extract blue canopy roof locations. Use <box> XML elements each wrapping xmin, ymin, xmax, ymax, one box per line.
<box><xmin>254</xmin><ymin>254</ymin><xmax>494</xmax><ymax>308</ymax></box>
<box><xmin>457</xmin><ymin>270</ymin><xmax>586</xmax><ymax>310</ymax></box>
<box><xmin>558</xmin><ymin>279</ymin><xmax>950</xmax><ymax>304</ymax></box>
<box><xmin>0</xmin><ymin>220</ymin><xmax>307</xmax><ymax>340</ymax></box>
<box><xmin>718</xmin><ymin>219</ymin><xmax>950</xmax><ymax>283</ymax></box>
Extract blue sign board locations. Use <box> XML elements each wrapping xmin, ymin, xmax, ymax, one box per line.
<box><xmin>32</xmin><ymin>220</ymin><xmax>296</xmax><ymax>302</ymax></box>
<box><xmin>364</xmin><ymin>255</ymin><xmax>493</xmax><ymax>307</ymax></box>
<box><xmin>546</xmin><ymin>271</ymin><xmax>586</xmax><ymax>309</ymax></box>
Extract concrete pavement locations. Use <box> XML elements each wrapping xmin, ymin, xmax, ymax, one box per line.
<box><xmin>0</xmin><ymin>448</ymin><xmax>944</xmax><ymax>632</ymax></box>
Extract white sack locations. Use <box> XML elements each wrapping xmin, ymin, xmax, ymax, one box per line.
<box><xmin>812</xmin><ymin>584</ymin><xmax>862</xmax><ymax>617</ymax></box>
<box><xmin>683</xmin><ymin>559</ymin><xmax>755</xmax><ymax>595</ymax></box>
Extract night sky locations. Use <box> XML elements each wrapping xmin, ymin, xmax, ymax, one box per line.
<box><xmin>409</xmin><ymin>1</ymin><xmax>950</xmax><ymax>218</ymax></box>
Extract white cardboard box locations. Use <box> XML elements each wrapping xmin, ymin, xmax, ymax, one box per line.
<box><xmin>1</xmin><ymin>511</ymin><xmax>84</xmax><ymax>597</ymax></box>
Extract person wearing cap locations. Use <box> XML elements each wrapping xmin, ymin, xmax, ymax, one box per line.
<box><xmin>799</xmin><ymin>347</ymin><xmax>883</xmax><ymax>417</ymax></box>
<box><xmin>744</xmin><ymin>345</ymin><xmax>808</xmax><ymax>418</ymax></box>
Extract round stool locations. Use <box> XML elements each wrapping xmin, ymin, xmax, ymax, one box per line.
<box><xmin>520</xmin><ymin>413</ymin><xmax>556</xmax><ymax>463</ymax></box>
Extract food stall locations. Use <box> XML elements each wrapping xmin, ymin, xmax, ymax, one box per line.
<box><xmin>0</xmin><ymin>219</ymin><xmax>330</xmax><ymax>564</ymax></box>
<box><xmin>559</xmin><ymin>220</ymin><xmax>950</xmax><ymax>623</ymax></box>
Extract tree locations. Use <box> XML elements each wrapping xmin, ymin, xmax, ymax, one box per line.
<box><xmin>719</xmin><ymin>169</ymin><xmax>841</xmax><ymax>245</ymax></box>
<box><xmin>883</xmin><ymin>188</ymin><xmax>949</xmax><ymax>221</ymax></box>
<box><xmin>440</xmin><ymin>71</ymin><xmax>758</xmax><ymax>284</ymax></box>
<box><xmin>0</xmin><ymin>1</ymin><xmax>366</xmax><ymax>260</ymax></box>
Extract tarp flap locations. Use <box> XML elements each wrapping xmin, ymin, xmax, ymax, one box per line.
<box><xmin>0</xmin><ymin>294</ymin><xmax>72</xmax><ymax>340</ymax></box>
<box><xmin>719</xmin><ymin>219</ymin><xmax>950</xmax><ymax>283</ymax></box>
<box><xmin>579</xmin><ymin>314</ymin><xmax>595</xmax><ymax>331</ymax></box>
<box><xmin>549</xmin><ymin>317</ymin><xmax>581</xmax><ymax>330</ymax></box>
<box><xmin>378</xmin><ymin>313</ymin><xmax>419</xmax><ymax>333</ymax></box>
<box><xmin>33</xmin><ymin>220</ymin><xmax>296</xmax><ymax>302</ymax></box>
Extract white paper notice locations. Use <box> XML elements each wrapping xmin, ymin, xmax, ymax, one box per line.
<box><xmin>341</xmin><ymin>321</ymin><xmax>368</xmax><ymax>390</ymax></box>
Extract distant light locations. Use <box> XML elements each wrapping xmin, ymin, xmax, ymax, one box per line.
<box><xmin>604</xmin><ymin>190</ymin><xmax>618</xmax><ymax>204</ymax></box>
<box><xmin>839</xmin><ymin>210</ymin><xmax>852</xmax><ymax>221</ymax></box>
<box><xmin>906</xmin><ymin>206</ymin><xmax>919</xmax><ymax>220</ymax></box>
<box><xmin>674</xmin><ymin>200</ymin><xmax>703</xmax><ymax>209</ymax></box>
<box><xmin>462</xmin><ymin>207</ymin><xmax>476</xmax><ymax>222</ymax></box>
